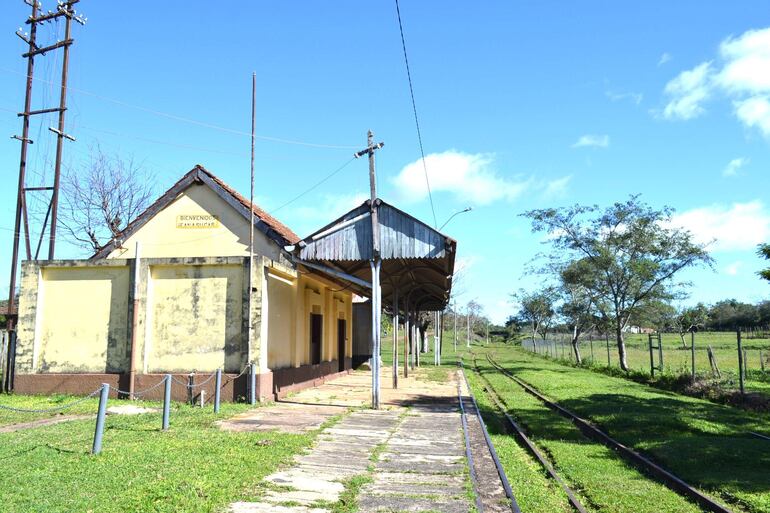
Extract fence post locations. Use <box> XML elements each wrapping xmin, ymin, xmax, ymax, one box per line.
<box><xmin>249</xmin><ymin>363</ymin><xmax>256</xmax><ymax>405</ymax></box>
<box><xmin>214</xmin><ymin>368</ymin><xmax>222</xmax><ymax>414</ymax></box>
<box><xmin>590</xmin><ymin>336</ymin><xmax>594</xmax><ymax>362</ymax></box>
<box><xmin>691</xmin><ymin>331</ymin><xmax>696</xmax><ymax>380</ymax></box>
<box><xmin>761</xmin><ymin>349</ymin><xmax>765</xmax><ymax>373</ymax></box>
<box><xmin>737</xmin><ymin>329</ymin><xmax>745</xmax><ymax>396</ymax></box>
<box><xmin>92</xmin><ymin>383</ymin><xmax>110</xmax><ymax>455</ymax></box>
<box><xmin>162</xmin><ymin>374</ymin><xmax>171</xmax><ymax>431</ymax></box>
<box><xmin>606</xmin><ymin>334</ymin><xmax>610</xmax><ymax>367</ymax></box>
<box><xmin>187</xmin><ymin>372</ymin><xmax>195</xmax><ymax>405</ymax></box>
<box><xmin>649</xmin><ymin>334</ymin><xmax>655</xmax><ymax>378</ymax></box>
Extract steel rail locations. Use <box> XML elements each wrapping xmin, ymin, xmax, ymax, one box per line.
<box><xmin>458</xmin><ymin>363</ymin><xmax>522</xmax><ymax>513</ymax></box>
<box><xmin>486</xmin><ymin>353</ymin><xmax>735</xmax><ymax>513</ymax></box>
<box><xmin>457</xmin><ymin>376</ymin><xmax>485</xmax><ymax>513</ymax></box>
<box><xmin>469</xmin><ymin>355</ymin><xmax>588</xmax><ymax>513</ymax></box>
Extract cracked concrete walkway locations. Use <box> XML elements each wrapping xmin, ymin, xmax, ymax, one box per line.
<box><xmin>228</xmin><ymin>367</ymin><xmax>502</xmax><ymax>513</ymax></box>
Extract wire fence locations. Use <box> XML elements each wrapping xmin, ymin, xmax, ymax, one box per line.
<box><xmin>0</xmin><ymin>364</ymin><xmax>258</xmax><ymax>455</ymax></box>
<box><xmin>521</xmin><ymin>330</ymin><xmax>770</xmax><ymax>399</ymax></box>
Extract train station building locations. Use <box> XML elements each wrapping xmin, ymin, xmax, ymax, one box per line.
<box><xmin>8</xmin><ymin>164</ymin><xmax>455</xmax><ymax>402</ymax></box>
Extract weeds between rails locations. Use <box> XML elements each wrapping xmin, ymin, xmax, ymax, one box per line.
<box><xmin>482</xmin><ymin>351</ymin><xmax>734</xmax><ymax>513</ymax></box>
<box><xmin>466</xmin><ymin>355</ymin><xmax>588</xmax><ymax>513</ymax></box>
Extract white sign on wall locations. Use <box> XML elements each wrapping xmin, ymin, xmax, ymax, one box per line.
<box><xmin>176</xmin><ymin>214</ymin><xmax>220</xmax><ymax>229</ymax></box>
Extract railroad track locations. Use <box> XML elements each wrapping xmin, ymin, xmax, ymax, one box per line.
<box><xmin>467</xmin><ymin>355</ymin><xmax>589</xmax><ymax>513</ymax></box>
<box><xmin>457</xmin><ymin>363</ymin><xmax>521</xmax><ymax>513</ymax></box>
<box><xmin>480</xmin><ymin>352</ymin><xmax>735</xmax><ymax>513</ymax></box>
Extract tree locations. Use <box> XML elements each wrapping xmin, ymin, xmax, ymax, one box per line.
<box><xmin>60</xmin><ymin>147</ymin><xmax>155</xmax><ymax>253</ymax></box>
<box><xmin>514</xmin><ymin>288</ymin><xmax>556</xmax><ymax>350</ymax></box>
<box><xmin>673</xmin><ymin>304</ymin><xmax>708</xmax><ymax>348</ymax></box>
<box><xmin>523</xmin><ymin>196</ymin><xmax>712</xmax><ymax>371</ymax></box>
<box><xmin>558</xmin><ymin>263</ymin><xmax>598</xmax><ymax>363</ymax></box>
<box><xmin>759</xmin><ymin>243</ymin><xmax>770</xmax><ymax>282</ymax></box>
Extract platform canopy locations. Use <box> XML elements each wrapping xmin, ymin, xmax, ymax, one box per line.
<box><xmin>290</xmin><ymin>198</ymin><xmax>456</xmax><ymax>311</ymax></box>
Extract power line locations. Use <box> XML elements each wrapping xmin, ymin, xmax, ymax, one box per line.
<box><xmin>0</xmin><ymin>66</ymin><xmax>359</xmax><ymax>150</ymax></box>
<box><xmin>269</xmin><ymin>158</ymin><xmax>355</xmax><ymax>214</ymax></box>
<box><xmin>394</xmin><ymin>0</ymin><xmax>438</xmax><ymax>228</ymax></box>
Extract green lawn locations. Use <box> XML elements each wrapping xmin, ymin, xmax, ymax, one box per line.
<box><xmin>0</xmin><ymin>397</ymin><xmax>318</xmax><ymax>513</ymax></box>
<box><xmin>529</xmin><ymin>331</ymin><xmax>770</xmax><ymax>399</ymax></box>
<box><xmin>479</xmin><ymin>345</ymin><xmax>770</xmax><ymax>513</ymax></box>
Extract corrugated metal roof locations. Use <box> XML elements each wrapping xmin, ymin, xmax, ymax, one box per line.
<box><xmin>296</xmin><ymin>199</ymin><xmax>456</xmax><ymax>310</ymax></box>
<box><xmin>299</xmin><ymin>201</ymin><xmax>450</xmax><ymax>262</ymax></box>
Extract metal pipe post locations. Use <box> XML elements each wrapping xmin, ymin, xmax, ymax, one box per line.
<box><xmin>214</xmin><ymin>368</ymin><xmax>222</xmax><ymax>413</ymax></box>
<box><xmin>162</xmin><ymin>374</ymin><xmax>171</xmax><ymax>430</ymax></box>
<box><xmin>92</xmin><ymin>383</ymin><xmax>110</xmax><ymax>455</ymax></box>
<box><xmin>370</xmin><ymin>258</ymin><xmax>381</xmax><ymax>409</ymax></box>
<box><xmin>392</xmin><ymin>291</ymin><xmax>399</xmax><ymax>389</ymax></box>
<box><xmin>128</xmin><ymin>242</ymin><xmax>141</xmax><ymax>399</ymax></box>
<box><xmin>249</xmin><ymin>363</ymin><xmax>257</xmax><ymax>405</ymax></box>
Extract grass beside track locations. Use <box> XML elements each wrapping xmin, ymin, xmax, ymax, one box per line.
<box><xmin>467</xmin><ymin>357</ymin><xmax>705</xmax><ymax>513</ymax></box>
<box><xmin>0</xmin><ymin>398</ymin><xmax>316</xmax><ymax>513</ymax></box>
<box><xmin>481</xmin><ymin>344</ymin><xmax>770</xmax><ymax>513</ymax></box>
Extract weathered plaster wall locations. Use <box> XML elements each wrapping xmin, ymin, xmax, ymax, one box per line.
<box><xmin>267</xmin><ymin>270</ymin><xmax>295</xmax><ymax>370</ymax></box>
<box><xmin>15</xmin><ymin>261</ymin><xmax>130</xmax><ymax>374</ymax></box>
<box><xmin>145</xmin><ymin>263</ymin><xmax>243</xmax><ymax>373</ymax></box>
<box><xmin>107</xmin><ymin>184</ymin><xmax>280</xmax><ymax>261</ymax></box>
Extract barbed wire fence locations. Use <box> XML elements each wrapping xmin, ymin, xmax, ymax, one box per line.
<box><xmin>0</xmin><ymin>363</ymin><xmax>258</xmax><ymax>454</ymax></box>
<box><xmin>520</xmin><ymin>330</ymin><xmax>770</xmax><ymax>398</ymax></box>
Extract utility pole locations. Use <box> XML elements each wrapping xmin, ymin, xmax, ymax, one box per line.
<box><xmin>5</xmin><ymin>0</ymin><xmax>86</xmax><ymax>393</ymax></box>
<box><xmin>354</xmin><ymin>130</ymin><xmax>384</xmax><ymax>409</ymax></box>
<box><xmin>453</xmin><ymin>300</ymin><xmax>457</xmax><ymax>352</ymax></box>
<box><xmin>466</xmin><ymin>309</ymin><xmax>471</xmax><ymax>348</ymax></box>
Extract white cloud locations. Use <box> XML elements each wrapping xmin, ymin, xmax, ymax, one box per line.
<box><xmin>662</xmin><ymin>27</ymin><xmax>770</xmax><ymax>137</ymax></box>
<box><xmin>392</xmin><ymin>150</ymin><xmax>531</xmax><ymax>205</ymax></box>
<box><xmin>291</xmin><ymin>192</ymin><xmax>368</xmax><ymax>233</ymax></box>
<box><xmin>724</xmin><ymin>261</ymin><xmax>744</xmax><ymax>276</ymax></box>
<box><xmin>734</xmin><ymin>96</ymin><xmax>770</xmax><ymax>137</ymax></box>
<box><xmin>722</xmin><ymin>157</ymin><xmax>748</xmax><ymax>177</ymax></box>
<box><xmin>662</xmin><ymin>62</ymin><xmax>713</xmax><ymax>120</ymax></box>
<box><xmin>543</xmin><ymin>175</ymin><xmax>571</xmax><ymax>198</ymax></box>
<box><xmin>670</xmin><ymin>200</ymin><xmax>770</xmax><ymax>251</ymax></box>
<box><xmin>606</xmin><ymin>91</ymin><xmax>643</xmax><ymax>105</ymax></box>
<box><xmin>658</xmin><ymin>52</ymin><xmax>672</xmax><ymax>66</ymax></box>
<box><xmin>572</xmin><ymin>134</ymin><xmax>609</xmax><ymax>148</ymax></box>
<box><xmin>717</xmin><ymin>28</ymin><xmax>770</xmax><ymax>94</ymax></box>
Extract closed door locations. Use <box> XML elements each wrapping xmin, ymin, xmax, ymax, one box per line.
<box><xmin>337</xmin><ymin>319</ymin><xmax>346</xmax><ymax>372</ymax></box>
<box><xmin>310</xmin><ymin>314</ymin><xmax>322</xmax><ymax>365</ymax></box>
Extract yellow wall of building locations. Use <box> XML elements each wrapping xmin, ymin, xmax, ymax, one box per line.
<box><xmin>267</xmin><ymin>272</ymin><xmax>294</xmax><ymax>369</ymax></box>
<box><xmin>37</xmin><ymin>266</ymin><xmax>130</xmax><ymax>373</ymax></box>
<box><xmin>145</xmin><ymin>264</ymin><xmax>243</xmax><ymax>373</ymax></box>
<box><xmin>107</xmin><ymin>184</ymin><xmax>280</xmax><ymax>260</ymax></box>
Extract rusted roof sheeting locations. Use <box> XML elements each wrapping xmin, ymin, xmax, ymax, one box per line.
<box><xmin>299</xmin><ymin>201</ymin><xmax>449</xmax><ymax>261</ymax></box>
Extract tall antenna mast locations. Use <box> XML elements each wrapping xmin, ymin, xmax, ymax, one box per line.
<box><xmin>5</xmin><ymin>0</ymin><xmax>86</xmax><ymax>393</ymax></box>
<box><xmin>247</xmin><ymin>72</ymin><xmax>256</xmax><ymax>380</ymax></box>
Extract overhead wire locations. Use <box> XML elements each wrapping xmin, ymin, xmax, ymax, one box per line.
<box><xmin>394</xmin><ymin>0</ymin><xmax>438</xmax><ymax>228</ymax></box>
<box><xmin>269</xmin><ymin>158</ymin><xmax>356</xmax><ymax>214</ymax></box>
<box><xmin>0</xmin><ymin>66</ymin><xmax>359</xmax><ymax>150</ymax></box>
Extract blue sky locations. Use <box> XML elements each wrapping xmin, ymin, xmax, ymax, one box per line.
<box><xmin>1</xmin><ymin>1</ymin><xmax>769</xmax><ymax>323</ymax></box>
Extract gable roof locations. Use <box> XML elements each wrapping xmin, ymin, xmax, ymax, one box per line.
<box><xmin>91</xmin><ymin>165</ymin><xmax>299</xmax><ymax>259</ymax></box>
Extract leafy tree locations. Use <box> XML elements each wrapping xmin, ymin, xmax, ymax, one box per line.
<box><xmin>514</xmin><ymin>288</ymin><xmax>556</xmax><ymax>350</ymax></box>
<box><xmin>673</xmin><ymin>304</ymin><xmax>708</xmax><ymax>347</ymax></box>
<box><xmin>559</xmin><ymin>262</ymin><xmax>599</xmax><ymax>363</ymax></box>
<box><xmin>706</xmin><ymin>299</ymin><xmax>759</xmax><ymax>330</ymax></box>
<box><xmin>759</xmin><ymin>243</ymin><xmax>770</xmax><ymax>282</ymax></box>
<box><xmin>523</xmin><ymin>196</ymin><xmax>712</xmax><ymax>371</ymax></box>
